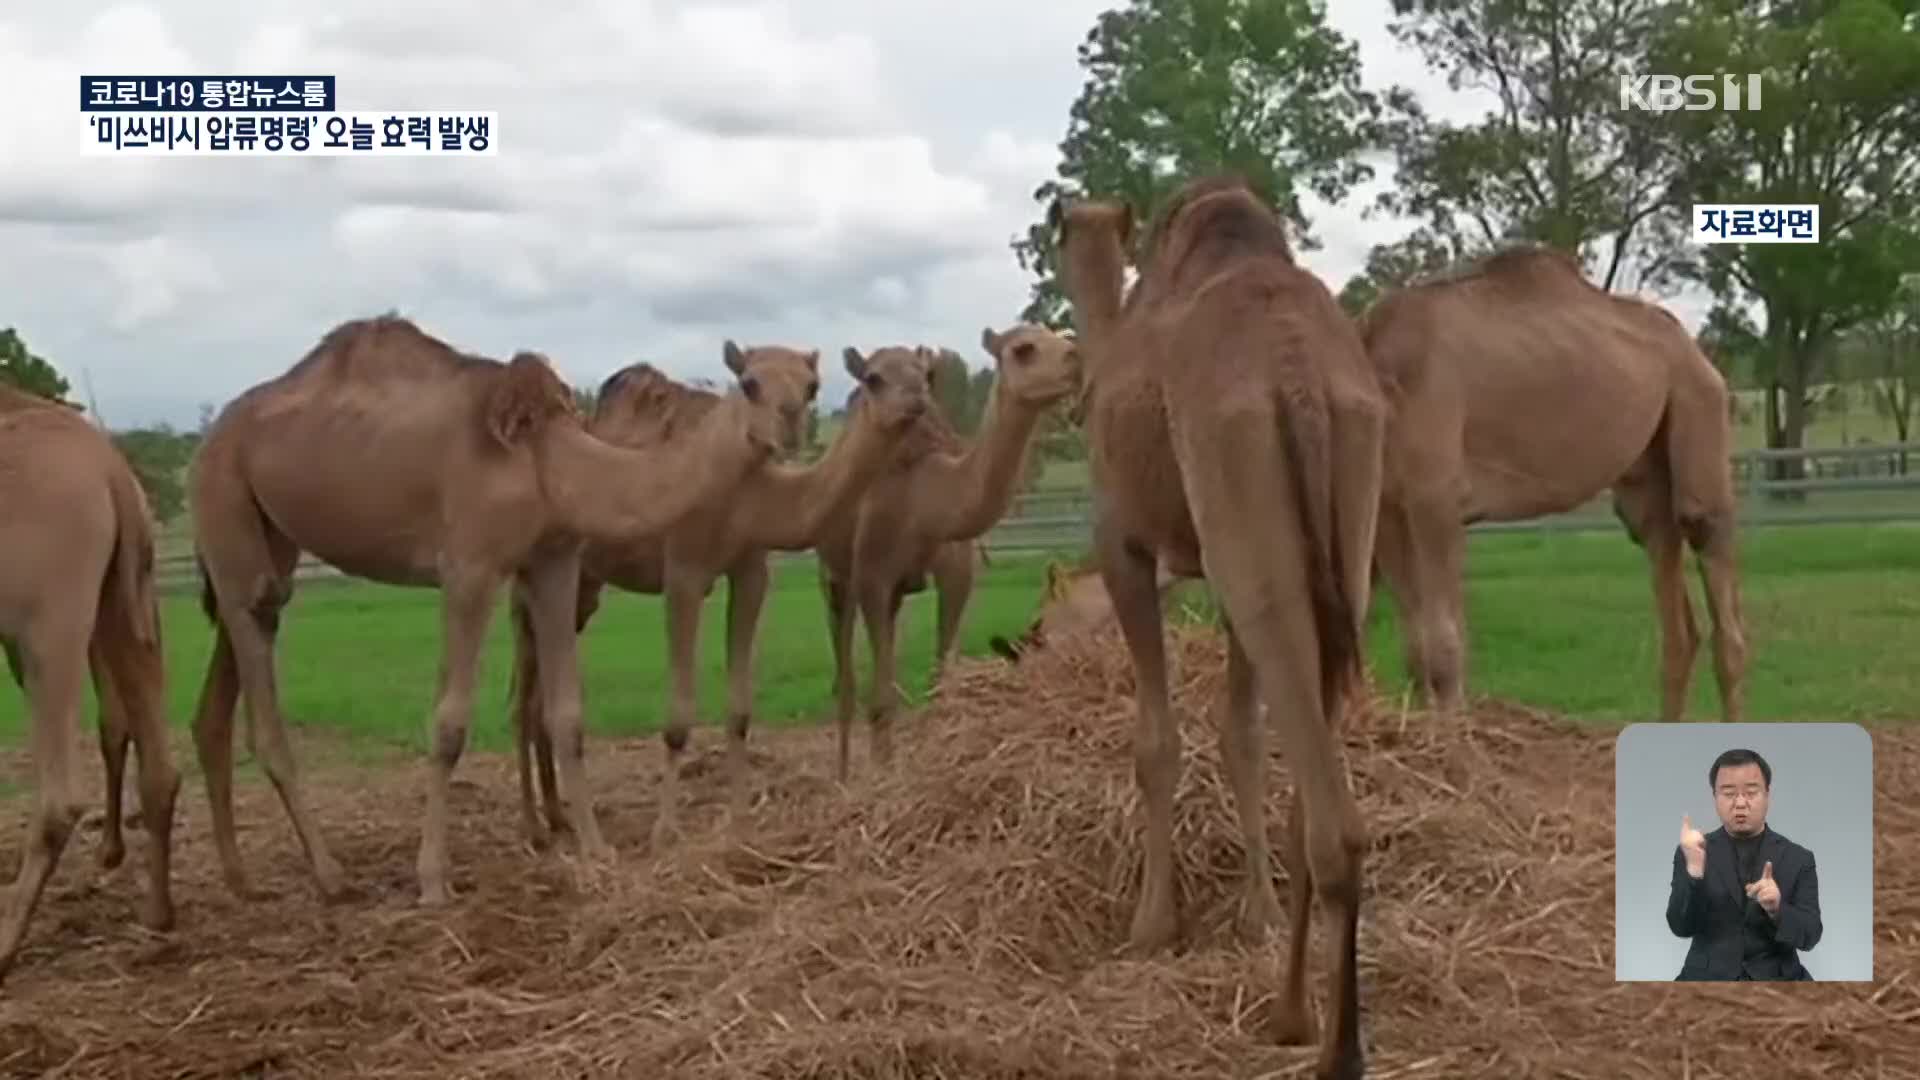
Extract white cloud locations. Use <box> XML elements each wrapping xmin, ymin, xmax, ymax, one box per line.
<box><xmin>104</xmin><ymin>233</ymin><xmax>223</xmax><ymax>330</ymax></box>
<box><xmin>0</xmin><ymin>0</ymin><xmax>1715</xmax><ymax>428</ymax></box>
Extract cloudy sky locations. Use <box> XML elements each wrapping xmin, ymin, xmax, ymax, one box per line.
<box><xmin>2</xmin><ymin>1</ymin><xmax>1710</xmax><ymax>429</ymax></box>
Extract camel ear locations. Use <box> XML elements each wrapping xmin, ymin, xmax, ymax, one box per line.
<box><xmin>486</xmin><ymin>352</ymin><xmax>567</xmax><ymax>448</ymax></box>
<box><xmin>804</xmin><ymin>349</ymin><xmax>820</xmax><ymax>373</ymax></box>
<box><xmin>843</xmin><ymin>346</ymin><xmax>867</xmax><ymax>380</ymax></box>
<box><xmin>980</xmin><ymin>326</ymin><xmax>1003</xmax><ymax>359</ymax></box>
<box><xmin>723</xmin><ymin>340</ymin><xmax>747</xmax><ymax>376</ymax></box>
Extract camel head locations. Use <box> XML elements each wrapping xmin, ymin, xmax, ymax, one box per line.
<box><xmin>485</xmin><ymin>350</ymin><xmax>580</xmax><ymax>448</ymax></box>
<box><xmin>722</xmin><ymin>340</ymin><xmax>820</xmax><ymax>457</ymax></box>
<box><xmin>840</xmin><ymin>345</ymin><xmax>934</xmax><ymax>435</ymax></box>
<box><xmin>1051</xmin><ymin>196</ymin><xmax>1135</xmax><ymax>263</ymax></box>
<box><xmin>979</xmin><ymin>323</ymin><xmax>1082</xmax><ymax>409</ymax></box>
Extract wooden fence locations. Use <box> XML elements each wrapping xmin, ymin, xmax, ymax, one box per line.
<box><xmin>152</xmin><ymin>441</ymin><xmax>1920</xmax><ymax>594</ymax></box>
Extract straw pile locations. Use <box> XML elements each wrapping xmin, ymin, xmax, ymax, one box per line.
<box><xmin>1</xmin><ymin>623</ymin><xmax>1915</xmax><ymax>1079</ymax></box>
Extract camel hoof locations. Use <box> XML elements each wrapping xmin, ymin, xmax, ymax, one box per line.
<box><xmin>313</xmin><ymin>863</ymin><xmax>351</xmax><ymax>904</ymax></box>
<box><xmin>1313</xmin><ymin>1052</ymin><xmax>1364</xmax><ymax>1080</ymax></box>
<box><xmin>97</xmin><ymin>841</ymin><xmax>126</xmax><ymax>872</ymax></box>
<box><xmin>1237</xmin><ymin>890</ymin><xmax>1284</xmax><ymax>945</ymax></box>
<box><xmin>1125</xmin><ymin>906</ymin><xmax>1180</xmax><ymax>957</ymax></box>
<box><xmin>417</xmin><ymin>882</ymin><xmax>454</xmax><ymax>908</ymax></box>
<box><xmin>141</xmin><ymin>898</ymin><xmax>176</xmax><ymax>933</ymax></box>
<box><xmin>1267</xmin><ymin>999</ymin><xmax>1316</xmax><ymax>1046</ymax></box>
<box><xmin>649</xmin><ymin>818</ymin><xmax>681</xmax><ymax>853</ymax></box>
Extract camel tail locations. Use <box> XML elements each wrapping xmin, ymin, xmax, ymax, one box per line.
<box><xmin>1275</xmin><ymin>385</ymin><xmax>1361</xmax><ymax>721</ymax></box>
<box><xmin>106</xmin><ymin>463</ymin><xmax>162</xmax><ymax>648</ymax></box>
<box><xmin>196</xmin><ymin>552</ymin><xmax>218</xmax><ymax>624</ymax></box>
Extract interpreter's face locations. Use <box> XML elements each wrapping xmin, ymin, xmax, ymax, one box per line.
<box><xmin>1713</xmin><ymin>763</ymin><xmax>1770</xmax><ymax>837</ymax></box>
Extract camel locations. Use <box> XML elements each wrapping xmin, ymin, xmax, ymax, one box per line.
<box><xmin>986</xmin><ymin>555</ymin><xmax>1178</xmax><ymax>662</ymax></box>
<box><xmin>1052</xmin><ymin>176</ymin><xmax>1386</xmax><ymax>1079</ymax></box>
<box><xmin>505</xmin><ymin>343</ymin><xmax>934</xmax><ymax>850</ymax></box>
<box><xmin>0</xmin><ymin>384</ymin><xmax>180</xmax><ymax>981</ymax></box>
<box><xmin>834</xmin><ymin>383</ymin><xmax>990</xmax><ymax>687</ymax></box>
<box><xmin>1355</xmin><ymin>245</ymin><xmax>1747</xmax><ymax>723</ymax></box>
<box><xmin>816</xmin><ymin>327</ymin><xmax>1081</xmax><ymax>781</ymax></box>
<box><xmin>187</xmin><ymin>315</ymin><xmax>788</xmax><ymax>906</ymax></box>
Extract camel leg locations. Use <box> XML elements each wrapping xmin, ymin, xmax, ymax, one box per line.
<box><xmin>653</xmin><ymin>563</ymin><xmax>709</xmax><ymax>847</ymax></box>
<box><xmin>1218</xmin><ymin>615</ymin><xmax>1284</xmax><ymax>944</ymax></box>
<box><xmin>857</xmin><ymin>578</ymin><xmax>905</xmax><ymax>772</ymax></box>
<box><xmin>415</xmin><ymin>569</ymin><xmax>503</xmax><ymax>906</ymax></box>
<box><xmin>1684</xmin><ymin>513</ymin><xmax>1747</xmax><ymax>724</ymax></box>
<box><xmin>1370</xmin><ymin>502</ymin><xmax>1427</xmax><ymax>701</ymax></box>
<box><xmin>1273</xmin><ymin>785</ymin><xmax>1317</xmax><ymax>1045</ymax></box>
<box><xmin>190</xmin><ymin>625</ymin><xmax>252</xmax><ymax>898</ymax></box>
<box><xmin>1613</xmin><ymin>476</ymin><xmax>1699</xmax><ymax>723</ymax></box>
<box><xmin>521</xmin><ymin>549</ymin><xmax>610</xmax><ymax>865</ymax></box>
<box><xmin>530</xmin><ymin>574</ymin><xmax>601</xmax><ymax>840</ymax></box>
<box><xmin>207</xmin><ymin>544</ymin><xmax>344</xmax><ymax>900</ymax></box>
<box><xmin>505</xmin><ymin>582</ymin><xmax>552</xmax><ymax>851</ymax></box>
<box><xmin>930</xmin><ymin>543</ymin><xmax>975</xmax><ymax>689</ymax></box>
<box><xmin>0</xmin><ymin>620</ymin><xmax>89</xmax><ymax>982</ymax></box>
<box><xmin>94</xmin><ymin>601</ymin><xmax>180</xmax><ymax>933</ymax></box>
<box><xmin>1098</xmin><ymin>525</ymin><xmax>1180</xmax><ymax>954</ymax></box>
<box><xmin>1331</xmin><ymin>387</ymin><xmax>1387</xmax><ymax>648</ymax></box>
<box><xmin>822</xmin><ymin>569</ymin><xmax>859</xmax><ymax>783</ymax></box>
<box><xmin>1175</xmin><ymin>410</ymin><xmax>1366</xmax><ymax>1077</ymax></box>
<box><xmin>722</xmin><ymin>555</ymin><xmax>770</xmax><ymax>822</ymax></box>
<box><xmin>1375</xmin><ymin>496</ymin><xmax>1464</xmax><ymax>716</ymax></box>
<box><xmin>89</xmin><ymin>643</ymin><xmax>129</xmax><ymax>873</ymax></box>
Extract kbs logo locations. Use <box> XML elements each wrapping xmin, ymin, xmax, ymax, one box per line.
<box><xmin>1618</xmin><ymin>74</ymin><xmax>1764</xmax><ymax>112</ymax></box>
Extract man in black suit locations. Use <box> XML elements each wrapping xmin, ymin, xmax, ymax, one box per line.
<box><xmin>1666</xmin><ymin>748</ymin><xmax>1823</xmax><ymax>980</ymax></box>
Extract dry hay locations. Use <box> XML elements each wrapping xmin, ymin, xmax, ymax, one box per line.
<box><xmin>1</xmin><ymin>624</ymin><xmax>1916</xmax><ymax>1079</ymax></box>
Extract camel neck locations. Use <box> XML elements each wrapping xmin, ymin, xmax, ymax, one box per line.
<box><xmin>748</xmin><ymin>410</ymin><xmax>891</xmax><ymax>550</ymax></box>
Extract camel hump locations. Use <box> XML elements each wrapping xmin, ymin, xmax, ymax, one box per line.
<box><xmin>284</xmin><ymin>313</ymin><xmax>500</xmax><ymax>388</ymax></box>
<box><xmin>1414</xmin><ymin>244</ymin><xmax>1590</xmax><ymax>292</ymax></box>
<box><xmin>591</xmin><ymin>362</ymin><xmax>724</xmax><ymax>449</ymax></box>
<box><xmin>484</xmin><ymin>350</ymin><xmax>577</xmax><ymax>448</ymax></box>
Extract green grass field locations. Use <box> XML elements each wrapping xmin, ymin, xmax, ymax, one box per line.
<box><xmin>3</xmin><ymin>523</ymin><xmax>1915</xmax><ymax>778</ymax></box>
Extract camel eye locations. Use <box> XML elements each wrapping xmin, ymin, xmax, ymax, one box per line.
<box><xmin>863</xmin><ymin>373</ymin><xmax>883</xmax><ymax>391</ymax></box>
<box><xmin>741</xmin><ymin>376</ymin><xmax>761</xmax><ymax>402</ymax></box>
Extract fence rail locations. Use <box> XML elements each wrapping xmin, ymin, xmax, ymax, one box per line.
<box><xmin>152</xmin><ymin>442</ymin><xmax>1920</xmax><ymax>593</ymax></box>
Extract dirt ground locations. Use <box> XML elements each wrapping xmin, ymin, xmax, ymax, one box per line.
<box><xmin>1</xmin><ymin>625</ymin><xmax>1915</xmax><ymax>1079</ymax></box>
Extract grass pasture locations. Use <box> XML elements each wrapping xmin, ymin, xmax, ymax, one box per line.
<box><xmin>2</xmin><ymin>522</ymin><xmax>1915</xmax><ymax>772</ymax></box>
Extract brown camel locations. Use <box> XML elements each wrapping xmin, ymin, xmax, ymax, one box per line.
<box><xmin>986</xmin><ymin>555</ymin><xmax>1177</xmax><ymax>662</ymax></box>
<box><xmin>1356</xmin><ymin>245</ymin><xmax>1747</xmax><ymax>723</ymax></box>
<box><xmin>834</xmin><ymin>384</ymin><xmax>990</xmax><ymax>688</ymax></box>
<box><xmin>816</xmin><ymin>327</ymin><xmax>1081</xmax><ymax>781</ymax></box>
<box><xmin>1052</xmin><ymin>176</ymin><xmax>1386</xmax><ymax>1079</ymax></box>
<box><xmin>188</xmin><ymin>315</ymin><xmax>787</xmax><ymax>906</ymax></box>
<box><xmin>0</xmin><ymin>384</ymin><xmax>180</xmax><ymax>981</ymax></box>
<box><xmin>505</xmin><ymin>343</ymin><xmax>934</xmax><ymax>850</ymax></box>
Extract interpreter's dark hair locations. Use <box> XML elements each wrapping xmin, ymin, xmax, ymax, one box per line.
<box><xmin>1709</xmin><ymin>748</ymin><xmax>1771</xmax><ymax>791</ymax></box>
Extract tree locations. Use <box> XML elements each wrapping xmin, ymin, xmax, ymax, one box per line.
<box><xmin>1837</xmin><ymin>273</ymin><xmax>1920</xmax><ymax>471</ymax></box>
<box><xmin>1372</xmin><ymin>0</ymin><xmax>1687</xmax><ymax>294</ymax></box>
<box><xmin>1336</xmin><ymin>230</ymin><xmax>1462</xmax><ymax>316</ymax></box>
<box><xmin>1656</xmin><ymin>0</ymin><xmax>1920</xmax><ymax>480</ymax></box>
<box><xmin>929</xmin><ymin>347</ymin><xmax>976</xmax><ymax>432</ymax></box>
<box><xmin>1010</xmin><ymin>0</ymin><xmax>1386</xmax><ymax>328</ymax></box>
<box><xmin>112</xmin><ymin>424</ymin><xmax>192</xmax><ymax>524</ymax></box>
<box><xmin>0</xmin><ymin>327</ymin><xmax>79</xmax><ymax>407</ymax></box>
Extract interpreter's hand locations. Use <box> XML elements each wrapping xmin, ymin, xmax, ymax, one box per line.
<box><xmin>1680</xmin><ymin>814</ymin><xmax>1707</xmax><ymax>879</ymax></box>
<box><xmin>1745</xmin><ymin>861</ymin><xmax>1781</xmax><ymax>916</ymax></box>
